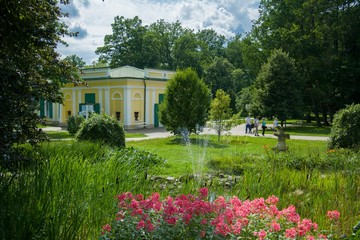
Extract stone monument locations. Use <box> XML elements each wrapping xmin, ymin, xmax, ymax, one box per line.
<box><xmin>272</xmin><ymin>126</ymin><xmax>290</xmax><ymax>151</ymax></box>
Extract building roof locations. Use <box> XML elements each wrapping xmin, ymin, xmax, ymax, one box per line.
<box><xmin>80</xmin><ymin>66</ymin><xmax>175</xmax><ymax>81</ymax></box>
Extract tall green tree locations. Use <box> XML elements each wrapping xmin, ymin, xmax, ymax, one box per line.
<box><xmin>253</xmin><ymin>49</ymin><xmax>303</xmax><ymax>125</ymax></box>
<box><xmin>203</xmin><ymin>57</ymin><xmax>235</xmax><ymax>97</ymax></box>
<box><xmin>251</xmin><ymin>0</ymin><xmax>360</xmax><ymax>126</ymax></box>
<box><xmin>172</xmin><ymin>31</ymin><xmax>203</xmax><ymax>76</ymax></box>
<box><xmin>235</xmin><ymin>87</ymin><xmax>256</xmax><ymax>117</ymax></box>
<box><xmin>64</xmin><ymin>54</ymin><xmax>86</xmax><ymax>68</ymax></box>
<box><xmin>159</xmin><ymin>68</ymin><xmax>211</xmax><ymax>137</ymax></box>
<box><xmin>148</xmin><ymin>19</ymin><xmax>185</xmax><ymax>69</ymax></box>
<box><xmin>0</xmin><ymin>0</ymin><xmax>78</xmax><ymax>165</ymax></box>
<box><xmin>95</xmin><ymin>16</ymin><xmax>148</xmax><ymax>68</ymax></box>
<box><xmin>208</xmin><ymin>90</ymin><xmax>236</xmax><ymax>141</ymax></box>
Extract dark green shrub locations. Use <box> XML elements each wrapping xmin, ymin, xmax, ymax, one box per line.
<box><xmin>67</xmin><ymin>115</ymin><xmax>85</xmax><ymax>134</ymax></box>
<box><xmin>328</xmin><ymin>104</ymin><xmax>360</xmax><ymax>149</ymax></box>
<box><xmin>76</xmin><ymin>114</ymin><xmax>125</xmax><ymax>147</ymax></box>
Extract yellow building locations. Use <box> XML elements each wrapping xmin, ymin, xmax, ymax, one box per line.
<box><xmin>40</xmin><ymin>66</ymin><xmax>175</xmax><ymax>129</ymax></box>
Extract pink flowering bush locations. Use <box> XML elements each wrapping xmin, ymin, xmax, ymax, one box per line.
<box><xmin>100</xmin><ymin>188</ymin><xmax>339</xmax><ymax>239</ymax></box>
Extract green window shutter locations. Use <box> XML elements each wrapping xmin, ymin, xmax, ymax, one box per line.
<box><xmin>94</xmin><ymin>103</ymin><xmax>100</xmax><ymax>114</ymax></box>
<box><xmin>154</xmin><ymin>104</ymin><xmax>159</xmax><ymax>128</ymax></box>
<box><xmin>85</xmin><ymin>93</ymin><xmax>95</xmax><ymax>104</ymax></box>
<box><xmin>39</xmin><ymin>98</ymin><xmax>45</xmax><ymax>117</ymax></box>
<box><xmin>159</xmin><ymin>94</ymin><xmax>164</xmax><ymax>103</ymax></box>
<box><xmin>47</xmin><ymin>102</ymin><xmax>53</xmax><ymax>118</ymax></box>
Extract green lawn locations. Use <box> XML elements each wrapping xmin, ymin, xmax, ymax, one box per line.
<box><xmin>45</xmin><ymin>131</ymin><xmax>147</xmax><ymax>140</ymax></box>
<box><xmin>282</xmin><ymin>125</ymin><xmax>331</xmax><ymax>136</ymax></box>
<box><xmin>127</xmin><ymin>134</ymin><xmax>327</xmax><ymax>177</ymax></box>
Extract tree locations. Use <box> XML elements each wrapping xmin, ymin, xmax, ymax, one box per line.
<box><xmin>203</xmin><ymin>57</ymin><xmax>238</xmax><ymax>109</ymax></box>
<box><xmin>148</xmin><ymin>19</ymin><xmax>185</xmax><ymax>69</ymax></box>
<box><xmin>95</xmin><ymin>16</ymin><xmax>148</xmax><ymax>68</ymax></box>
<box><xmin>253</xmin><ymin>49</ymin><xmax>303</xmax><ymax>125</ymax></box>
<box><xmin>208</xmin><ymin>90</ymin><xmax>237</xmax><ymax>141</ymax></box>
<box><xmin>235</xmin><ymin>87</ymin><xmax>255</xmax><ymax>117</ymax></box>
<box><xmin>172</xmin><ymin>31</ymin><xmax>203</xmax><ymax>76</ymax></box>
<box><xmin>159</xmin><ymin>68</ymin><xmax>211</xmax><ymax>137</ymax></box>
<box><xmin>203</xmin><ymin>57</ymin><xmax>235</xmax><ymax>96</ymax></box>
<box><xmin>251</xmin><ymin>0</ymin><xmax>360</xmax><ymax>126</ymax></box>
<box><xmin>0</xmin><ymin>0</ymin><xmax>78</xmax><ymax>166</ymax></box>
<box><xmin>63</xmin><ymin>54</ymin><xmax>86</xmax><ymax>68</ymax></box>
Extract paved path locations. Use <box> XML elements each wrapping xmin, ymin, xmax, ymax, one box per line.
<box><xmin>126</xmin><ymin>124</ymin><xmax>329</xmax><ymax>142</ymax></box>
<box><xmin>41</xmin><ymin>124</ymin><xmax>328</xmax><ymax>142</ymax></box>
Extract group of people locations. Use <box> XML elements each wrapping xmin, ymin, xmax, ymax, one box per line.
<box><xmin>245</xmin><ymin>116</ymin><xmax>278</xmax><ymax>136</ymax></box>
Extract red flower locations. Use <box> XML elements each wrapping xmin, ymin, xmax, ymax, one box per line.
<box><xmin>285</xmin><ymin>228</ymin><xmax>297</xmax><ymax>239</ymax></box>
<box><xmin>102</xmin><ymin>224</ymin><xmax>111</xmax><ymax>233</ymax></box>
<box><xmin>327</xmin><ymin>210</ymin><xmax>340</xmax><ymax>221</ymax></box>
<box><xmin>199</xmin><ymin>188</ymin><xmax>208</xmax><ymax>199</ymax></box>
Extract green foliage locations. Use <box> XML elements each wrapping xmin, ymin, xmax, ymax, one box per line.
<box><xmin>252</xmin><ymin>49</ymin><xmax>303</xmax><ymax>123</ymax></box>
<box><xmin>252</xmin><ymin>0</ymin><xmax>360</xmax><ymax>126</ymax></box>
<box><xmin>328</xmin><ymin>104</ymin><xmax>360</xmax><ymax>149</ymax></box>
<box><xmin>0</xmin><ymin>142</ymin><xmax>165</xmax><ymax>239</ymax></box>
<box><xmin>67</xmin><ymin>115</ymin><xmax>85</xmax><ymax>134</ymax></box>
<box><xmin>0</xmin><ymin>0</ymin><xmax>78</xmax><ymax>165</ymax></box>
<box><xmin>208</xmin><ymin>90</ymin><xmax>238</xmax><ymax>141</ymax></box>
<box><xmin>235</xmin><ymin>87</ymin><xmax>254</xmax><ymax>116</ymax></box>
<box><xmin>159</xmin><ymin>68</ymin><xmax>211</xmax><ymax>135</ymax></box>
<box><xmin>63</xmin><ymin>54</ymin><xmax>86</xmax><ymax>68</ymax></box>
<box><xmin>203</xmin><ymin>57</ymin><xmax>238</xmax><ymax>109</ymax></box>
<box><xmin>76</xmin><ymin>114</ymin><xmax>125</xmax><ymax>147</ymax></box>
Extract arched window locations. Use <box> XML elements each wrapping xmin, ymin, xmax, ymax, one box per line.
<box><xmin>112</xmin><ymin>92</ymin><xmax>122</xmax><ymax>100</ymax></box>
<box><xmin>133</xmin><ymin>92</ymin><xmax>142</xmax><ymax>100</ymax></box>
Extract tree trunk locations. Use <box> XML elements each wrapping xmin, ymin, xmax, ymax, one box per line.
<box><xmin>306</xmin><ymin>111</ymin><xmax>311</xmax><ymax>123</ymax></box>
<box><xmin>321</xmin><ymin>104</ymin><xmax>330</xmax><ymax>126</ymax></box>
<box><xmin>310</xmin><ymin>91</ymin><xmax>322</xmax><ymax>127</ymax></box>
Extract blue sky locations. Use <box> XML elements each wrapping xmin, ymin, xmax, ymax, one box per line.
<box><xmin>58</xmin><ymin>0</ymin><xmax>260</xmax><ymax>65</ymax></box>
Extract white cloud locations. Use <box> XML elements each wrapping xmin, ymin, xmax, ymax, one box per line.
<box><xmin>58</xmin><ymin>0</ymin><xmax>260</xmax><ymax>64</ymax></box>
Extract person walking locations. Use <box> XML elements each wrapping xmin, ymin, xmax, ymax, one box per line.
<box><xmin>245</xmin><ymin>116</ymin><xmax>251</xmax><ymax>134</ymax></box>
<box><xmin>273</xmin><ymin>117</ymin><xmax>279</xmax><ymax>130</ymax></box>
<box><xmin>254</xmin><ymin>116</ymin><xmax>260</xmax><ymax>136</ymax></box>
<box><xmin>261</xmin><ymin>117</ymin><xmax>267</xmax><ymax>136</ymax></box>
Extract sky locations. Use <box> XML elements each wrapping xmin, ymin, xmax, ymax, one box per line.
<box><xmin>57</xmin><ymin>0</ymin><xmax>261</xmax><ymax>65</ymax></box>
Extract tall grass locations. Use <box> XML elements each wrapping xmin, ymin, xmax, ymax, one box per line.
<box><xmin>128</xmin><ymin>135</ymin><xmax>360</xmax><ymax>236</ymax></box>
<box><xmin>1</xmin><ymin>136</ymin><xmax>359</xmax><ymax>238</ymax></box>
<box><xmin>0</xmin><ymin>142</ymin><xmax>164</xmax><ymax>239</ymax></box>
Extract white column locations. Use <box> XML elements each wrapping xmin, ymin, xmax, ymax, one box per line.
<box><xmin>124</xmin><ymin>87</ymin><xmax>132</xmax><ymax>126</ymax></box>
<box><xmin>72</xmin><ymin>89</ymin><xmax>76</xmax><ymax>115</ymax></box>
<box><xmin>146</xmin><ymin>88</ymin><xmax>150</xmax><ymax>125</ymax></box>
<box><xmin>59</xmin><ymin>104</ymin><xmax>63</xmax><ymax>124</ymax></box>
<box><xmin>105</xmin><ymin>88</ymin><xmax>110</xmax><ymax>115</ymax></box>
<box><xmin>98</xmin><ymin>88</ymin><xmax>103</xmax><ymax>113</ymax></box>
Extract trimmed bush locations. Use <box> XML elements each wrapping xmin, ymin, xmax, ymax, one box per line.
<box><xmin>328</xmin><ymin>104</ymin><xmax>360</xmax><ymax>149</ymax></box>
<box><xmin>76</xmin><ymin>113</ymin><xmax>125</xmax><ymax>147</ymax></box>
<box><xmin>67</xmin><ymin>115</ymin><xmax>85</xmax><ymax>134</ymax></box>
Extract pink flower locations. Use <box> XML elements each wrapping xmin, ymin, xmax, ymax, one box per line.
<box><xmin>266</xmin><ymin>195</ymin><xmax>279</xmax><ymax>205</ymax></box>
<box><xmin>254</xmin><ymin>229</ymin><xmax>267</xmax><ymax>240</ymax></box>
<box><xmin>199</xmin><ymin>188</ymin><xmax>208</xmax><ymax>199</ymax></box>
<box><xmin>285</xmin><ymin>228</ymin><xmax>297</xmax><ymax>239</ymax></box>
<box><xmin>327</xmin><ymin>210</ymin><xmax>340</xmax><ymax>221</ymax></box>
<box><xmin>136</xmin><ymin>220</ymin><xmax>145</xmax><ymax>230</ymax></box>
<box><xmin>307</xmin><ymin>236</ymin><xmax>315</xmax><ymax>240</ymax></box>
<box><xmin>146</xmin><ymin>220</ymin><xmax>155</xmax><ymax>232</ymax></box>
<box><xmin>271</xmin><ymin>222</ymin><xmax>281</xmax><ymax>232</ymax></box>
<box><xmin>318</xmin><ymin>234</ymin><xmax>328</xmax><ymax>239</ymax></box>
<box><xmin>102</xmin><ymin>224</ymin><xmax>111</xmax><ymax>233</ymax></box>
<box><xmin>166</xmin><ymin>216</ymin><xmax>177</xmax><ymax>225</ymax></box>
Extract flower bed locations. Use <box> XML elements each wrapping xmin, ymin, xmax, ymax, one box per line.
<box><xmin>100</xmin><ymin>188</ymin><xmax>339</xmax><ymax>239</ymax></box>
